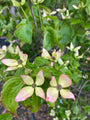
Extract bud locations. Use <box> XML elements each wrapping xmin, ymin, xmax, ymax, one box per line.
<box><xmin>31</xmin><ymin>0</ymin><xmax>44</xmax><ymax>4</ymax></box>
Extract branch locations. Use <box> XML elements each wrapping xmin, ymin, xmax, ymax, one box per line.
<box><xmin>77</xmin><ymin>80</ymin><xmax>90</xmax><ymax>99</ymax></box>
<box><xmin>28</xmin><ymin>0</ymin><xmax>39</xmax><ymax>34</ymax></box>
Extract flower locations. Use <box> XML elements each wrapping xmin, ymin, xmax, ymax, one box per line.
<box><xmin>1</xmin><ymin>46</ymin><xmax>28</xmax><ymax>72</ymax></box>
<box><xmin>53</xmin><ymin>117</ymin><xmax>59</xmax><ymax>120</ymax></box>
<box><xmin>50</xmin><ymin>109</ymin><xmax>55</xmax><ymax>116</ymax></box>
<box><xmin>67</xmin><ymin>42</ymin><xmax>81</xmax><ymax>52</ymax></box>
<box><xmin>46</xmin><ymin>74</ymin><xmax>75</xmax><ymax>103</ymax></box>
<box><xmin>0</xmin><ymin>45</ymin><xmax>7</xmax><ymax>59</ymax></box>
<box><xmin>15</xmin><ymin>70</ymin><xmax>45</xmax><ymax>102</ymax></box>
<box><xmin>42</xmin><ymin>48</ymin><xmax>63</xmax><ymax>62</ymax></box>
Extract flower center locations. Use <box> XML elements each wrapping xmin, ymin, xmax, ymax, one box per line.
<box><xmin>32</xmin><ymin>83</ymin><xmax>36</xmax><ymax>88</ymax></box>
<box><xmin>18</xmin><ymin>59</ymin><xmax>22</xmax><ymax>64</ymax></box>
<box><xmin>56</xmin><ymin>84</ymin><xmax>62</xmax><ymax>91</ymax></box>
<box><xmin>51</xmin><ymin>56</ymin><xmax>55</xmax><ymax>60</ymax></box>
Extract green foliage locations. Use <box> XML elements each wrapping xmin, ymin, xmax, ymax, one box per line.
<box><xmin>0</xmin><ymin>113</ymin><xmax>12</xmax><ymax>120</ymax></box>
<box><xmin>43</xmin><ymin>26</ymin><xmax>56</xmax><ymax>50</ymax></box>
<box><xmin>0</xmin><ymin>0</ymin><xmax>90</xmax><ymax>119</ymax></box>
<box><xmin>1</xmin><ymin>77</ymin><xmax>23</xmax><ymax>113</ymax></box>
<box><xmin>15</xmin><ymin>19</ymin><xmax>32</xmax><ymax>44</ymax></box>
<box><xmin>21</xmin><ymin>94</ymin><xmax>41</xmax><ymax>113</ymax></box>
<box><xmin>83</xmin><ymin>105</ymin><xmax>90</xmax><ymax>115</ymax></box>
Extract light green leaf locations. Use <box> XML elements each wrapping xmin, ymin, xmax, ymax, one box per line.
<box><xmin>11</xmin><ymin>0</ymin><xmax>26</xmax><ymax>7</ymax></box>
<box><xmin>1</xmin><ymin>77</ymin><xmax>23</xmax><ymax>113</ymax></box>
<box><xmin>11</xmin><ymin>0</ymin><xmax>20</xmax><ymax>7</ymax></box>
<box><xmin>21</xmin><ymin>0</ymin><xmax>26</xmax><ymax>5</ymax></box>
<box><xmin>72</xmin><ymin>105</ymin><xmax>80</xmax><ymax>115</ymax></box>
<box><xmin>0</xmin><ymin>113</ymin><xmax>13</xmax><ymax>120</ymax></box>
<box><xmin>15</xmin><ymin>19</ymin><xmax>32</xmax><ymax>44</ymax></box>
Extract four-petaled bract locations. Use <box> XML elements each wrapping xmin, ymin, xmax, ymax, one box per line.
<box><xmin>42</xmin><ymin>48</ymin><xmax>63</xmax><ymax>62</ymax></box>
<box><xmin>1</xmin><ymin>47</ymin><xmax>28</xmax><ymax>72</ymax></box>
<box><xmin>46</xmin><ymin>74</ymin><xmax>75</xmax><ymax>103</ymax></box>
<box><xmin>15</xmin><ymin>70</ymin><xmax>45</xmax><ymax>102</ymax></box>
<box><xmin>0</xmin><ymin>45</ymin><xmax>7</xmax><ymax>60</ymax></box>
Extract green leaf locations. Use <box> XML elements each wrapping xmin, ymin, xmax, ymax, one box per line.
<box><xmin>72</xmin><ymin>104</ymin><xmax>80</xmax><ymax>115</ymax></box>
<box><xmin>11</xmin><ymin>0</ymin><xmax>26</xmax><ymax>7</ymax></box>
<box><xmin>47</xmin><ymin>101</ymin><xmax>55</xmax><ymax>107</ymax></box>
<box><xmin>21</xmin><ymin>94</ymin><xmax>41</xmax><ymax>113</ymax></box>
<box><xmin>83</xmin><ymin>105</ymin><xmax>90</xmax><ymax>115</ymax></box>
<box><xmin>21</xmin><ymin>0</ymin><xmax>26</xmax><ymax>5</ymax></box>
<box><xmin>11</xmin><ymin>0</ymin><xmax>20</xmax><ymax>7</ymax></box>
<box><xmin>32</xmin><ymin>67</ymin><xmax>51</xmax><ymax>78</ymax></box>
<box><xmin>1</xmin><ymin>77</ymin><xmax>23</xmax><ymax>113</ymax></box>
<box><xmin>15</xmin><ymin>68</ymin><xmax>25</xmax><ymax>76</ymax></box>
<box><xmin>71</xmin><ymin>18</ymin><xmax>82</xmax><ymax>24</ymax></box>
<box><xmin>15</xmin><ymin>19</ymin><xmax>32</xmax><ymax>44</ymax></box>
<box><xmin>60</xmin><ymin>24</ymin><xmax>74</xmax><ymax>45</ymax></box>
<box><xmin>34</xmin><ymin>57</ymin><xmax>50</xmax><ymax>67</ymax></box>
<box><xmin>43</xmin><ymin>26</ymin><xmax>57</xmax><ymax>50</ymax></box>
<box><xmin>0</xmin><ymin>113</ymin><xmax>12</xmax><ymax>120</ymax></box>
<box><xmin>81</xmin><ymin>22</ymin><xmax>90</xmax><ymax>29</ymax></box>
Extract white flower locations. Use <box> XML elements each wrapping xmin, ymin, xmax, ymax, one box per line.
<box><xmin>57</xmin><ymin>105</ymin><xmax>60</xmax><ymax>108</ymax></box>
<box><xmin>50</xmin><ymin>109</ymin><xmax>55</xmax><ymax>116</ymax></box>
<box><xmin>65</xmin><ymin>110</ymin><xmax>71</xmax><ymax>117</ymax></box>
<box><xmin>53</xmin><ymin>117</ymin><xmax>59</xmax><ymax>120</ymax></box>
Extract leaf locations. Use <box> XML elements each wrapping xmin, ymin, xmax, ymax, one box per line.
<box><xmin>81</xmin><ymin>22</ymin><xmax>90</xmax><ymax>29</ymax></box>
<box><xmin>15</xmin><ymin>19</ymin><xmax>32</xmax><ymax>44</ymax></box>
<box><xmin>11</xmin><ymin>0</ymin><xmax>20</xmax><ymax>7</ymax></box>
<box><xmin>83</xmin><ymin>105</ymin><xmax>90</xmax><ymax>115</ymax></box>
<box><xmin>43</xmin><ymin>26</ymin><xmax>57</xmax><ymax>50</ymax></box>
<box><xmin>21</xmin><ymin>0</ymin><xmax>26</xmax><ymax>5</ymax></box>
<box><xmin>21</xmin><ymin>94</ymin><xmax>41</xmax><ymax>113</ymax></box>
<box><xmin>60</xmin><ymin>67</ymin><xmax>72</xmax><ymax>79</ymax></box>
<box><xmin>0</xmin><ymin>113</ymin><xmax>13</xmax><ymax>120</ymax></box>
<box><xmin>72</xmin><ymin>104</ymin><xmax>80</xmax><ymax>115</ymax></box>
<box><xmin>11</xmin><ymin>0</ymin><xmax>26</xmax><ymax>7</ymax></box>
<box><xmin>34</xmin><ymin>57</ymin><xmax>50</xmax><ymax>67</ymax></box>
<box><xmin>71</xmin><ymin>18</ymin><xmax>82</xmax><ymax>24</ymax></box>
<box><xmin>1</xmin><ymin>77</ymin><xmax>23</xmax><ymax>113</ymax></box>
<box><xmin>60</xmin><ymin>24</ymin><xmax>74</xmax><ymax>45</ymax></box>
<box><xmin>15</xmin><ymin>67</ymin><xmax>25</xmax><ymax>76</ymax></box>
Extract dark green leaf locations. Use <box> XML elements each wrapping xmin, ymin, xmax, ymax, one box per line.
<box><xmin>60</xmin><ymin>24</ymin><xmax>74</xmax><ymax>45</ymax></box>
<box><xmin>21</xmin><ymin>94</ymin><xmax>41</xmax><ymax>113</ymax></box>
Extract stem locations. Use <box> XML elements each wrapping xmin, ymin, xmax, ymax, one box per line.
<box><xmin>37</xmin><ymin>4</ymin><xmax>42</xmax><ymax>26</ymax></box>
<box><xmin>20</xmin><ymin>6</ymin><xmax>28</xmax><ymax>19</ymax></box>
<box><xmin>78</xmin><ymin>80</ymin><xmax>90</xmax><ymax>99</ymax></box>
<box><xmin>13</xmin><ymin>113</ymin><xmax>21</xmax><ymax>120</ymax></box>
<box><xmin>28</xmin><ymin>0</ymin><xmax>39</xmax><ymax>34</ymax></box>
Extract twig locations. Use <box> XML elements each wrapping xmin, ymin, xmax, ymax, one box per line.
<box><xmin>28</xmin><ymin>0</ymin><xmax>39</xmax><ymax>34</ymax></box>
<box><xmin>77</xmin><ymin>80</ymin><xmax>90</xmax><ymax>99</ymax></box>
<box><xmin>31</xmin><ymin>113</ymin><xmax>35</xmax><ymax>120</ymax></box>
<box><xmin>13</xmin><ymin>113</ymin><xmax>21</xmax><ymax>120</ymax></box>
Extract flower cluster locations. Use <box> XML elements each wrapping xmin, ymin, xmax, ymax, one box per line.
<box><xmin>1</xmin><ymin>46</ymin><xmax>28</xmax><ymax>72</ymax></box>
<box><xmin>15</xmin><ymin>70</ymin><xmax>75</xmax><ymax>103</ymax></box>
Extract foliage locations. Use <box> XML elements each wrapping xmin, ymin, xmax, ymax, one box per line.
<box><xmin>0</xmin><ymin>0</ymin><xmax>90</xmax><ymax>119</ymax></box>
